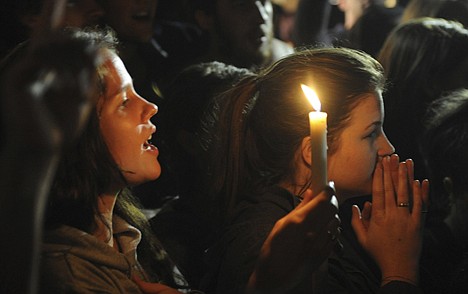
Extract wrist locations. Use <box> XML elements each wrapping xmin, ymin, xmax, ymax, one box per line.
<box><xmin>381</xmin><ymin>264</ymin><xmax>419</xmax><ymax>286</ymax></box>
<box><xmin>381</xmin><ymin>275</ymin><xmax>418</xmax><ymax>286</ymax></box>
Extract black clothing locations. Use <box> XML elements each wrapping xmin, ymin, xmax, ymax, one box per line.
<box><xmin>150</xmin><ymin>196</ymin><xmax>216</xmax><ymax>289</ymax></box>
<box><xmin>420</xmin><ymin>222</ymin><xmax>468</xmax><ymax>294</ymax></box>
<box><xmin>203</xmin><ymin>186</ymin><xmax>301</xmax><ymax>294</ymax></box>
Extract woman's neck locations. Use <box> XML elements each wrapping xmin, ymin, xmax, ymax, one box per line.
<box><xmin>93</xmin><ymin>192</ymin><xmax>119</xmax><ymax>248</ymax></box>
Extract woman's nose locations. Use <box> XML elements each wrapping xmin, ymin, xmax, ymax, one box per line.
<box><xmin>378</xmin><ymin>132</ymin><xmax>395</xmax><ymax>157</ymax></box>
<box><xmin>143</xmin><ymin>100</ymin><xmax>158</xmax><ymax>121</ymax></box>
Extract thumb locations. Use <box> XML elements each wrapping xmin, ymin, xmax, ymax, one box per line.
<box><xmin>296</xmin><ymin>188</ymin><xmax>314</xmax><ymax>209</ymax></box>
<box><xmin>351</xmin><ymin>205</ymin><xmax>367</xmax><ymax>246</ymax></box>
<box><xmin>297</xmin><ymin>181</ymin><xmax>335</xmax><ymax>209</ymax></box>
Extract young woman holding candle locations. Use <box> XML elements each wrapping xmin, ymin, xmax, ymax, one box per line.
<box><xmin>38</xmin><ymin>27</ymin><xmax>343</xmax><ymax>294</ymax></box>
<box><xmin>201</xmin><ymin>47</ymin><xmax>429</xmax><ymax>294</ymax></box>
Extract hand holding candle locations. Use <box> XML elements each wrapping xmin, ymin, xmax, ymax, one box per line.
<box><xmin>302</xmin><ymin>84</ymin><xmax>328</xmax><ymax>195</ymax></box>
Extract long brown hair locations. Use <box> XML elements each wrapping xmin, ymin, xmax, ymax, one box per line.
<box><xmin>45</xmin><ymin>28</ymin><xmax>185</xmax><ymax>288</ymax></box>
<box><xmin>208</xmin><ymin>47</ymin><xmax>385</xmax><ymax>222</ymax></box>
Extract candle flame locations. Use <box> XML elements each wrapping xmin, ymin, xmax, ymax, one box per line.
<box><xmin>301</xmin><ymin>84</ymin><xmax>321</xmax><ymax>111</ymax></box>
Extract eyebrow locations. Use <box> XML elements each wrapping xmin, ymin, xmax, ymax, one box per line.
<box><xmin>365</xmin><ymin>121</ymin><xmax>382</xmax><ymax>130</ymax></box>
<box><xmin>108</xmin><ymin>83</ymin><xmax>131</xmax><ymax>99</ymax></box>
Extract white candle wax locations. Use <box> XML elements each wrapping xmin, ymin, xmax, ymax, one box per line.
<box><xmin>309</xmin><ymin>111</ymin><xmax>328</xmax><ymax>192</ymax></box>
<box><xmin>302</xmin><ymin>84</ymin><xmax>328</xmax><ymax>194</ymax></box>
<box><xmin>302</xmin><ymin>85</ymin><xmax>330</xmax><ymax>291</ymax></box>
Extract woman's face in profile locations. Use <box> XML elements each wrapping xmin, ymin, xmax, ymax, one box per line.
<box><xmin>327</xmin><ymin>92</ymin><xmax>394</xmax><ymax>202</ymax></box>
<box><xmin>98</xmin><ymin>50</ymin><xmax>161</xmax><ymax>186</ymax></box>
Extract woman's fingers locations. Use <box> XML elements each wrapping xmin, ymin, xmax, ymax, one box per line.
<box><xmin>372</xmin><ymin>160</ymin><xmax>385</xmax><ymax>212</ymax></box>
<box><xmin>411</xmin><ymin>180</ymin><xmax>422</xmax><ymax>217</ymax></box>
<box><xmin>361</xmin><ymin>201</ymin><xmax>372</xmax><ymax>221</ymax></box>
<box><xmin>396</xmin><ymin>162</ymin><xmax>410</xmax><ymax>211</ymax></box>
<box><xmin>298</xmin><ymin>182</ymin><xmax>335</xmax><ymax>209</ymax></box>
<box><xmin>357</xmin><ymin>154</ymin><xmax>428</xmax><ymax>281</ymax></box>
<box><xmin>390</xmin><ymin>154</ymin><xmax>400</xmax><ymax>191</ymax></box>
<box><xmin>351</xmin><ymin>205</ymin><xmax>368</xmax><ymax>246</ymax></box>
<box><xmin>383</xmin><ymin>156</ymin><xmax>397</xmax><ymax>210</ymax></box>
<box><xmin>406</xmin><ymin>159</ymin><xmax>415</xmax><ymax>185</ymax></box>
<box><xmin>422</xmin><ymin>179</ymin><xmax>430</xmax><ymax>209</ymax></box>
<box><xmin>296</xmin><ymin>188</ymin><xmax>313</xmax><ymax>210</ymax></box>
<box><xmin>411</xmin><ymin>179</ymin><xmax>430</xmax><ymax>220</ymax></box>
<box><xmin>374</xmin><ymin>155</ymin><xmax>423</xmax><ymax>215</ymax></box>
<box><xmin>360</xmin><ymin>201</ymin><xmax>372</xmax><ymax>230</ymax></box>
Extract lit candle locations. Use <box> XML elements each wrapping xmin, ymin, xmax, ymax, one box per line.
<box><xmin>301</xmin><ymin>84</ymin><xmax>328</xmax><ymax>194</ymax></box>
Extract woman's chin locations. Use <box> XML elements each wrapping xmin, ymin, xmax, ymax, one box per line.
<box><xmin>125</xmin><ymin>170</ymin><xmax>161</xmax><ymax>186</ymax></box>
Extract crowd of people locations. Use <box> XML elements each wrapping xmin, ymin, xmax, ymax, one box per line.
<box><xmin>0</xmin><ymin>0</ymin><xmax>467</xmax><ymax>293</ymax></box>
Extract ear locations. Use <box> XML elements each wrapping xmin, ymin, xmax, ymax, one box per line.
<box><xmin>301</xmin><ymin>136</ymin><xmax>312</xmax><ymax>167</ymax></box>
<box><xmin>194</xmin><ymin>9</ymin><xmax>213</xmax><ymax>30</ymax></box>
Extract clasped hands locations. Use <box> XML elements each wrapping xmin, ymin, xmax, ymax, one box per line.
<box><xmin>352</xmin><ymin>154</ymin><xmax>429</xmax><ymax>286</ymax></box>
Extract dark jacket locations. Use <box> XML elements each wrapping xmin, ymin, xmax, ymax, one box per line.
<box><xmin>420</xmin><ymin>221</ymin><xmax>468</xmax><ymax>294</ymax></box>
<box><xmin>203</xmin><ymin>186</ymin><xmax>301</xmax><ymax>294</ymax></box>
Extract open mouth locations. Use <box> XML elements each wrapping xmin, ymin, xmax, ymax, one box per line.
<box><xmin>143</xmin><ymin>133</ymin><xmax>156</xmax><ymax>150</ymax></box>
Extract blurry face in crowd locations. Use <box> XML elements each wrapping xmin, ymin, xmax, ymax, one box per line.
<box><xmin>328</xmin><ymin>92</ymin><xmax>394</xmax><ymax>201</ymax></box>
<box><xmin>101</xmin><ymin>0</ymin><xmax>158</xmax><ymax>42</ymax></box>
<box><xmin>22</xmin><ymin>0</ymin><xmax>104</xmax><ymax>30</ymax></box>
<box><xmin>214</xmin><ymin>0</ymin><xmax>274</xmax><ymax>67</ymax></box>
<box><xmin>98</xmin><ymin>50</ymin><xmax>160</xmax><ymax>186</ymax></box>
<box><xmin>337</xmin><ymin>0</ymin><xmax>369</xmax><ymax>29</ymax></box>
<box><xmin>62</xmin><ymin>0</ymin><xmax>104</xmax><ymax>27</ymax></box>
<box><xmin>337</xmin><ymin>0</ymin><xmax>369</xmax><ymax>12</ymax></box>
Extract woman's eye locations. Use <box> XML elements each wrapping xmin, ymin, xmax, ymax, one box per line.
<box><xmin>365</xmin><ymin>130</ymin><xmax>378</xmax><ymax>139</ymax></box>
<box><xmin>120</xmin><ymin>94</ymin><xmax>129</xmax><ymax>108</ymax></box>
